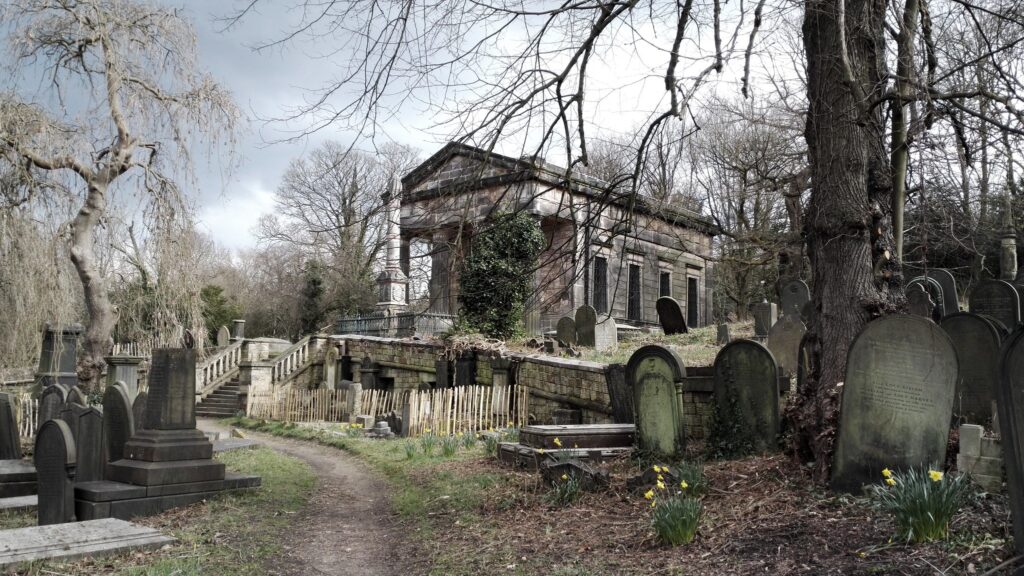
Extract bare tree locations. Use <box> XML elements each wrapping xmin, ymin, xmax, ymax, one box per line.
<box><xmin>0</xmin><ymin>0</ymin><xmax>239</xmax><ymax>389</ymax></box>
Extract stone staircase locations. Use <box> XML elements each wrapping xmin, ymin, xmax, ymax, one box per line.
<box><xmin>195</xmin><ymin>379</ymin><xmax>242</xmax><ymax>418</ymax></box>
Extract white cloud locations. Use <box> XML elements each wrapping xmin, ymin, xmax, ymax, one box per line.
<box><xmin>196</xmin><ymin>180</ymin><xmax>276</xmax><ymax>252</ymax></box>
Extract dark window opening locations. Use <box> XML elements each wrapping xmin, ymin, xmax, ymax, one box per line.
<box><xmin>593</xmin><ymin>256</ymin><xmax>608</xmax><ymax>314</ymax></box>
<box><xmin>628</xmin><ymin>263</ymin><xmax>642</xmax><ymax>321</ymax></box>
<box><xmin>659</xmin><ymin>271</ymin><xmax>672</xmax><ymax>298</ymax></box>
<box><xmin>687</xmin><ymin>277</ymin><xmax>699</xmax><ymax>327</ymax></box>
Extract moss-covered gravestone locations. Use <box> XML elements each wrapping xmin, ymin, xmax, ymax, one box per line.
<box><xmin>970</xmin><ymin>279</ymin><xmax>1021</xmax><ymax>329</ymax></box>
<box><xmin>712</xmin><ymin>340</ymin><xmax>780</xmax><ymax>453</ymax></box>
<box><xmin>940</xmin><ymin>313</ymin><xmax>1002</xmax><ymax>424</ymax></box>
<box><xmin>35</xmin><ymin>419</ymin><xmax>76</xmax><ymax>525</ymax></box>
<box><xmin>997</xmin><ymin>328</ymin><xmax>1024</xmax><ymax>557</ymax></box>
<box><xmin>556</xmin><ymin>316</ymin><xmax>577</xmax><ymax>346</ymax></box>
<box><xmin>626</xmin><ymin>345</ymin><xmax>686</xmax><ymax>458</ymax></box>
<box><xmin>766</xmin><ymin>315</ymin><xmax>805</xmax><ymax>377</ymax></box>
<box><xmin>780</xmin><ymin>280</ymin><xmax>810</xmax><ymax>320</ymax></box>
<box><xmin>831</xmin><ymin>315</ymin><xmax>958</xmax><ymax>492</ymax></box>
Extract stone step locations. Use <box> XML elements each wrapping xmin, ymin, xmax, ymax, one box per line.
<box><xmin>200</xmin><ymin>397</ymin><xmax>236</xmax><ymax>405</ymax></box>
<box><xmin>0</xmin><ymin>518</ymin><xmax>175</xmax><ymax>568</ymax></box>
<box><xmin>195</xmin><ymin>408</ymin><xmax>237</xmax><ymax>417</ymax></box>
<box><xmin>207</xmin><ymin>392</ymin><xmax>238</xmax><ymax>400</ymax></box>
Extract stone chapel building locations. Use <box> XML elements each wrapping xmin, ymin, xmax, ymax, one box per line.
<box><xmin>394</xmin><ymin>142</ymin><xmax>717</xmax><ymax>334</ymax></box>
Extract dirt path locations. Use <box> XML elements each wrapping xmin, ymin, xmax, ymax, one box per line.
<box><xmin>198</xmin><ymin>419</ymin><xmax>401</xmax><ymax>576</ymax></box>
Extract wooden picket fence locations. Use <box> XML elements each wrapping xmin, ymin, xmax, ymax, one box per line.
<box><xmin>247</xmin><ymin>387</ymin><xmax>349</xmax><ymax>423</ymax></box>
<box><xmin>404</xmin><ymin>385</ymin><xmax>528</xmax><ymax>438</ymax></box>
<box><xmin>11</xmin><ymin>391</ymin><xmax>38</xmax><ymax>440</ymax></box>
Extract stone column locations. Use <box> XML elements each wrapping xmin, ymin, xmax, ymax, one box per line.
<box><xmin>105</xmin><ymin>355</ymin><xmax>145</xmax><ymax>398</ymax></box>
<box><xmin>1001</xmin><ymin>194</ymin><xmax>1018</xmax><ymax>282</ymax></box>
<box><xmin>231</xmin><ymin>319</ymin><xmax>246</xmax><ymax>341</ymax></box>
<box><xmin>376</xmin><ymin>176</ymin><xmax>409</xmax><ymax>319</ymax></box>
<box><xmin>428</xmin><ymin>229</ymin><xmax>452</xmax><ymax>314</ymax></box>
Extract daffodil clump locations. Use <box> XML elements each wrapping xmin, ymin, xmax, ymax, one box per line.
<box><xmin>404</xmin><ymin>440</ymin><xmax>418</xmax><ymax>460</ymax></box>
<box><xmin>645</xmin><ymin>465</ymin><xmax>702</xmax><ymax>546</ymax></box>
<box><xmin>547</xmin><ymin>471</ymin><xmax>583</xmax><ymax>507</ymax></box>
<box><xmin>441</xmin><ymin>434</ymin><xmax>460</xmax><ymax>457</ymax></box>
<box><xmin>869</xmin><ymin>466</ymin><xmax>973</xmax><ymax>543</ymax></box>
<box><xmin>419</xmin><ymin>431</ymin><xmax>439</xmax><ymax>456</ymax></box>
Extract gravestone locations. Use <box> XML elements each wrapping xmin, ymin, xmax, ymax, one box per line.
<box><xmin>626</xmin><ymin>346</ymin><xmax>686</xmax><ymax>458</ymax></box>
<box><xmin>105</xmin><ymin>356</ymin><xmax>143</xmax><ymax>398</ymax></box>
<box><xmin>216</xmin><ymin>326</ymin><xmax>231</xmax><ymax>348</ymax></box>
<box><xmin>780</xmin><ymin>280</ymin><xmax>810</xmax><ymax>320</ymax></box>
<box><xmin>831</xmin><ymin>315</ymin><xmax>958</xmax><ymax>492</ymax></box>
<box><xmin>997</xmin><ymin>328</ymin><xmax>1024</xmax><ymax>557</ymax></box>
<box><xmin>556</xmin><ymin>317</ymin><xmax>577</xmax><ymax>346</ymax></box>
<box><xmin>970</xmin><ymin>279</ymin><xmax>1021</xmax><ymax>329</ymax></box>
<box><xmin>35</xmin><ymin>323</ymin><xmax>82</xmax><ymax>389</ymax></box>
<box><xmin>906</xmin><ymin>276</ymin><xmax>945</xmax><ymax>318</ymax></box>
<box><xmin>712</xmin><ymin>340</ymin><xmax>780</xmax><ymax>453</ymax></box>
<box><xmin>38</xmin><ymin>384</ymin><xmax>69</xmax><ymax>430</ymax></box>
<box><xmin>906</xmin><ymin>268</ymin><xmax>959</xmax><ymax>315</ymax></box>
<box><xmin>132</xmin><ymin>391</ymin><xmax>148</xmax><ymax>431</ymax></box>
<box><xmin>323</xmin><ymin>346</ymin><xmax>339</xmax><ymax>389</ymax></box>
<box><xmin>795</xmin><ymin>333</ymin><xmax>812</xmax><ymax>392</ymax></box>
<box><xmin>0</xmin><ymin>392</ymin><xmax>21</xmax><ymax>460</ymax></box>
<box><xmin>594</xmin><ymin>317</ymin><xmax>618</xmax><ymax>352</ymax></box>
<box><xmin>75</xmin><ymin>406</ymin><xmax>105</xmax><ymax>483</ymax></box>
<box><xmin>34</xmin><ymin>419</ymin><xmax>77</xmax><ymax>525</ymax></box>
<box><xmin>906</xmin><ymin>283</ymin><xmax>937</xmax><ymax>319</ymax></box>
<box><xmin>66</xmin><ymin>386</ymin><xmax>87</xmax><ymax>407</ymax></box>
<box><xmin>655</xmin><ymin>297</ymin><xmax>687</xmax><ymax>335</ymax></box>
<box><xmin>716</xmin><ymin>324</ymin><xmax>730</xmax><ymax>345</ymax></box>
<box><xmin>766</xmin><ymin>315</ymin><xmax>805</xmax><ymax>377</ymax></box>
<box><xmin>940</xmin><ymin>313</ymin><xmax>1001</xmax><ymax>424</ymax></box>
<box><xmin>751</xmin><ymin>301</ymin><xmax>777</xmax><ymax>338</ymax></box>
<box><xmin>604</xmin><ymin>364</ymin><xmax>633</xmax><ymax>424</ymax></box>
<box><xmin>59</xmin><ymin>402</ymin><xmax>88</xmax><ymax>445</ymax></box>
<box><xmin>103</xmin><ymin>384</ymin><xmax>134</xmax><ymax>463</ymax></box>
<box><xmin>575</xmin><ymin>305</ymin><xmax>597</xmax><ymax>348</ymax></box>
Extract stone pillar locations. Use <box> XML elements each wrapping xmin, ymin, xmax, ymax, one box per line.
<box><xmin>237</xmin><ymin>360</ymin><xmax>273</xmax><ymax>394</ymax></box>
<box><xmin>231</xmin><ymin>319</ymin><xmax>246</xmax><ymax>341</ymax></box>
<box><xmin>36</xmin><ymin>323</ymin><xmax>83</xmax><ymax>389</ymax></box>
<box><xmin>105</xmin><ymin>355</ymin><xmax>145</xmax><ymax>398</ymax></box>
<box><xmin>1001</xmin><ymin>194</ymin><xmax>1018</xmax><ymax>282</ymax></box>
<box><xmin>376</xmin><ymin>176</ymin><xmax>409</xmax><ymax>317</ymax></box>
<box><xmin>429</xmin><ymin>229</ymin><xmax>452</xmax><ymax>314</ymax></box>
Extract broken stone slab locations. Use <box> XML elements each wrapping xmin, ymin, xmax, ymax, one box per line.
<box><xmin>0</xmin><ymin>517</ymin><xmax>175</xmax><ymax>569</ymax></box>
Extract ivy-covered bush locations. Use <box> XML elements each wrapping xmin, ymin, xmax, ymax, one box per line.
<box><xmin>458</xmin><ymin>212</ymin><xmax>544</xmax><ymax>339</ymax></box>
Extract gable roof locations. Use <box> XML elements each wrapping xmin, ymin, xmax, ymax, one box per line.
<box><xmin>401</xmin><ymin>142</ymin><xmax>717</xmax><ymax>235</ymax></box>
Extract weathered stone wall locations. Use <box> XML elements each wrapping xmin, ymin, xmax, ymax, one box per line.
<box><xmin>336</xmin><ymin>336</ymin><xmax>716</xmax><ymax>440</ymax></box>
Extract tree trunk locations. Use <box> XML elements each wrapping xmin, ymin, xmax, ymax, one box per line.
<box><xmin>793</xmin><ymin>0</ymin><xmax>901</xmax><ymax>481</ymax></box>
<box><xmin>69</xmin><ymin>181</ymin><xmax>116</xmax><ymax>392</ymax></box>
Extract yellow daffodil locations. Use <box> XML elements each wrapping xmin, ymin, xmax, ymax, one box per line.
<box><xmin>644</xmin><ymin>489</ymin><xmax>654</xmax><ymax>500</ymax></box>
<box><xmin>680</xmin><ymin>480</ymin><xmax>689</xmax><ymax>490</ymax></box>
<box><xmin>656</xmin><ymin>480</ymin><xmax>666</xmax><ymax>490</ymax></box>
<box><xmin>538</xmin><ymin>448</ymin><xmax>545</xmax><ymax>454</ymax></box>
<box><xmin>561</xmin><ymin>474</ymin><xmax>568</xmax><ymax>481</ymax></box>
<box><xmin>650</xmin><ymin>501</ymin><xmax>656</xmax><ymax>508</ymax></box>
<box><xmin>424</xmin><ymin>428</ymin><xmax>431</xmax><ymax>434</ymax></box>
<box><xmin>553</xmin><ymin>437</ymin><xmax>562</xmax><ymax>447</ymax></box>
<box><xmin>885</xmin><ymin>478</ymin><xmax>896</xmax><ymax>487</ymax></box>
<box><xmin>652</xmin><ymin>465</ymin><xmax>661</xmax><ymax>473</ymax></box>
<box><xmin>928</xmin><ymin>470</ymin><xmax>943</xmax><ymax>482</ymax></box>
<box><xmin>882</xmin><ymin>468</ymin><xmax>893</xmax><ymax>479</ymax></box>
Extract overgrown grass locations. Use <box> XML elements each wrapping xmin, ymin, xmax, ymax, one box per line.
<box><xmin>650</xmin><ymin>496</ymin><xmax>702</xmax><ymax>547</ymax></box>
<box><xmin>869</xmin><ymin>467</ymin><xmax>974</xmax><ymax>543</ymax></box>
<box><xmin>8</xmin><ymin>447</ymin><xmax>315</xmax><ymax>575</ymax></box>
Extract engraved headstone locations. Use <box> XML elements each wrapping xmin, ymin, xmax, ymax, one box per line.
<box><xmin>594</xmin><ymin>317</ymin><xmax>618</xmax><ymax>352</ymax></box>
<box><xmin>766</xmin><ymin>315</ymin><xmax>805</xmax><ymax>377</ymax></box>
<box><xmin>940</xmin><ymin>313</ymin><xmax>1001</xmax><ymax>424</ymax></box>
<box><xmin>575</xmin><ymin>306</ymin><xmax>597</xmax><ymax>348</ymax></box>
<box><xmin>38</xmin><ymin>384</ymin><xmax>68</xmax><ymax>430</ymax></box>
<box><xmin>906</xmin><ymin>283</ymin><xmax>937</xmax><ymax>319</ymax></box>
<box><xmin>780</xmin><ymin>280</ymin><xmax>810</xmax><ymax>320</ymax></box>
<box><xmin>831</xmin><ymin>315</ymin><xmax>958</xmax><ymax>492</ymax></box>
<box><xmin>141</xmin><ymin>349</ymin><xmax>196</xmax><ymax>431</ymax></box>
<box><xmin>716</xmin><ymin>324</ymin><xmax>730</xmax><ymax>345</ymax></box>
<box><xmin>132</xmin><ymin>391</ymin><xmax>148</xmax><ymax>432</ymax></box>
<box><xmin>75</xmin><ymin>406</ymin><xmax>105</xmax><ymax>483</ymax></box>
<box><xmin>626</xmin><ymin>345</ymin><xmax>686</xmax><ymax>458</ymax></box>
<box><xmin>970</xmin><ymin>279</ymin><xmax>1021</xmax><ymax>329</ymax></box>
<box><xmin>555</xmin><ymin>316</ymin><xmax>577</xmax><ymax>347</ymax></box>
<box><xmin>712</xmin><ymin>340</ymin><xmax>780</xmax><ymax>453</ymax></box>
<box><xmin>906</xmin><ymin>276</ymin><xmax>945</xmax><ymax>318</ymax></box>
<box><xmin>216</xmin><ymin>326</ymin><xmax>231</xmax><ymax>348</ymax></box>
<box><xmin>905</xmin><ymin>268</ymin><xmax>959</xmax><ymax>315</ymax></box>
<box><xmin>996</xmin><ymin>328</ymin><xmax>1024</xmax><ymax>557</ymax></box>
<box><xmin>655</xmin><ymin>297</ymin><xmax>687</xmax><ymax>335</ymax></box>
<box><xmin>34</xmin><ymin>419</ymin><xmax>76</xmax><ymax>525</ymax></box>
<box><xmin>751</xmin><ymin>302</ymin><xmax>777</xmax><ymax>338</ymax></box>
<box><xmin>0</xmin><ymin>392</ymin><xmax>21</xmax><ymax>460</ymax></box>
<box><xmin>103</xmin><ymin>384</ymin><xmax>134</xmax><ymax>463</ymax></box>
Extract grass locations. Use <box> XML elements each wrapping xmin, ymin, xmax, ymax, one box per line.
<box><xmin>5</xmin><ymin>446</ymin><xmax>315</xmax><ymax>575</ymax></box>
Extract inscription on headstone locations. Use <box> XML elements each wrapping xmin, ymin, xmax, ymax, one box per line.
<box><xmin>143</xmin><ymin>349</ymin><xmax>197</xmax><ymax>430</ymax></box>
<box><xmin>34</xmin><ymin>419</ymin><xmax>77</xmax><ymax>525</ymax></box>
<box><xmin>575</xmin><ymin>305</ymin><xmax>597</xmax><ymax>348</ymax></box>
<box><xmin>831</xmin><ymin>315</ymin><xmax>958</xmax><ymax>492</ymax></box>
<box><xmin>103</xmin><ymin>384</ymin><xmax>134</xmax><ymax>462</ymax></box>
<box><xmin>940</xmin><ymin>313</ymin><xmax>1001</xmax><ymax>424</ymax></box>
<box><xmin>655</xmin><ymin>297</ymin><xmax>687</xmax><ymax>335</ymax></box>
<box><xmin>970</xmin><ymin>279</ymin><xmax>1021</xmax><ymax>329</ymax></box>
<box><xmin>627</xmin><ymin>346</ymin><xmax>686</xmax><ymax>457</ymax></box>
<box><xmin>0</xmin><ymin>392</ymin><xmax>21</xmax><ymax>460</ymax></box>
<box><xmin>712</xmin><ymin>340</ymin><xmax>780</xmax><ymax>453</ymax></box>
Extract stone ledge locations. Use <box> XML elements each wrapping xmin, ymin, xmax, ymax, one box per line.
<box><xmin>0</xmin><ymin>518</ymin><xmax>174</xmax><ymax>568</ymax></box>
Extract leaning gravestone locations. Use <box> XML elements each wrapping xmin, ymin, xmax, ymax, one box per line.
<box><xmin>38</xmin><ymin>384</ymin><xmax>69</xmax><ymax>428</ymax></box>
<box><xmin>35</xmin><ymin>419</ymin><xmax>77</xmax><ymax>525</ymax></box>
<box><xmin>655</xmin><ymin>297</ymin><xmax>687</xmax><ymax>335</ymax></box>
<box><xmin>556</xmin><ymin>316</ymin><xmax>577</xmax><ymax>346</ymax></box>
<box><xmin>997</xmin><ymin>328</ymin><xmax>1024</xmax><ymax>557</ymax></box>
<box><xmin>626</xmin><ymin>346</ymin><xmax>686</xmax><ymax>458</ymax></box>
<box><xmin>575</xmin><ymin>305</ymin><xmax>598</xmax><ymax>347</ymax></box>
<box><xmin>940</xmin><ymin>313</ymin><xmax>1001</xmax><ymax>424</ymax></box>
<box><xmin>970</xmin><ymin>279</ymin><xmax>1021</xmax><ymax>330</ymax></box>
<box><xmin>594</xmin><ymin>317</ymin><xmax>618</xmax><ymax>352</ymax></box>
<box><xmin>75</xmin><ymin>406</ymin><xmax>105</xmax><ymax>483</ymax></box>
<box><xmin>780</xmin><ymin>280</ymin><xmax>811</xmax><ymax>320</ymax></box>
<box><xmin>103</xmin><ymin>384</ymin><xmax>134</xmax><ymax>463</ymax></box>
<box><xmin>712</xmin><ymin>340</ymin><xmax>780</xmax><ymax>453</ymax></box>
<box><xmin>216</xmin><ymin>326</ymin><xmax>231</xmax><ymax>348</ymax></box>
<box><xmin>0</xmin><ymin>392</ymin><xmax>21</xmax><ymax>460</ymax></box>
<box><xmin>831</xmin><ymin>315</ymin><xmax>958</xmax><ymax>492</ymax></box>
<box><xmin>766</xmin><ymin>315</ymin><xmax>805</xmax><ymax>378</ymax></box>
<box><xmin>906</xmin><ymin>283</ymin><xmax>937</xmax><ymax>319</ymax></box>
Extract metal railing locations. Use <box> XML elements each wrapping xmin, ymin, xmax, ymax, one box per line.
<box><xmin>335</xmin><ymin>312</ymin><xmax>456</xmax><ymax>337</ymax></box>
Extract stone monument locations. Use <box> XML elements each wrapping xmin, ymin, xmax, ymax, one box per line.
<box><xmin>780</xmin><ymin>280</ymin><xmax>810</xmax><ymax>320</ymax></box>
<box><xmin>940</xmin><ymin>313</ymin><xmax>1001</xmax><ymax>424</ymax></box>
<box><xmin>626</xmin><ymin>345</ymin><xmax>686</xmax><ymax>458</ymax></box>
<box><xmin>970</xmin><ymin>279</ymin><xmax>1021</xmax><ymax>329</ymax></box>
<box><xmin>575</xmin><ymin>305</ymin><xmax>598</xmax><ymax>348</ymax></box>
<box><xmin>655</xmin><ymin>297</ymin><xmax>687</xmax><ymax>335</ymax></box>
<box><xmin>35</xmin><ymin>323</ymin><xmax>82</xmax><ymax>389</ymax></box>
<box><xmin>555</xmin><ymin>316</ymin><xmax>577</xmax><ymax>346</ymax></box>
<box><xmin>997</xmin><ymin>327</ymin><xmax>1024</xmax><ymax>557</ymax></box>
<box><xmin>766</xmin><ymin>315</ymin><xmax>805</xmax><ymax>377</ymax></box>
<box><xmin>35</xmin><ymin>419</ymin><xmax>77</xmax><ymax>525</ymax></box>
<box><xmin>712</xmin><ymin>340</ymin><xmax>780</xmax><ymax>453</ymax></box>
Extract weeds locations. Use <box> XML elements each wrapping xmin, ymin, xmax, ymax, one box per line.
<box><xmin>441</xmin><ymin>435</ymin><xmax>460</xmax><ymax>457</ymax></box>
<box><xmin>419</xmin><ymin>433</ymin><xmax>438</xmax><ymax>456</ymax></box>
<box><xmin>404</xmin><ymin>441</ymin><xmax>418</xmax><ymax>460</ymax></box>
<box><xmin>869</xmin><ymin>467</ymin><xmax>973</xmax><ymax>543</ymax></box>
<box><xmin>546</xmin><ymin>472</ymin><xmax>583</xmax><ymax>507</ymax></box>
<box><xmin>650</xmin><ymin>496</ymin><xmax>702</xmax><ymax>546</ymax></box>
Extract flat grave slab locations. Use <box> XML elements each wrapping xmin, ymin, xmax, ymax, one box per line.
<box><xmin>0</xmin><ymin>518</ymin><xmax>174</xmax><ymax>569</ymax></box>
<box><xmin>519</xmin><ymin>424</ymin><xmax>635</xmax><ymax>449</ymax></box>
<box><xmin>0</xmin><ymin>460</ymin><xmax>36</xmax><ymax>483</ymax></box>
<box><xmin>496</xmin><ymin>442</ymin><xmax>630</xmax><ymax>471</ymax></box>
<box><xmin>0</xmin><ymin>495</ymin><xmax>36</xmax><ymax>512</ymax></box>
<box><xmin>213</xmin><ymin>438</ymin><xmax>259</xmax><ymax>453</ymax></box>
